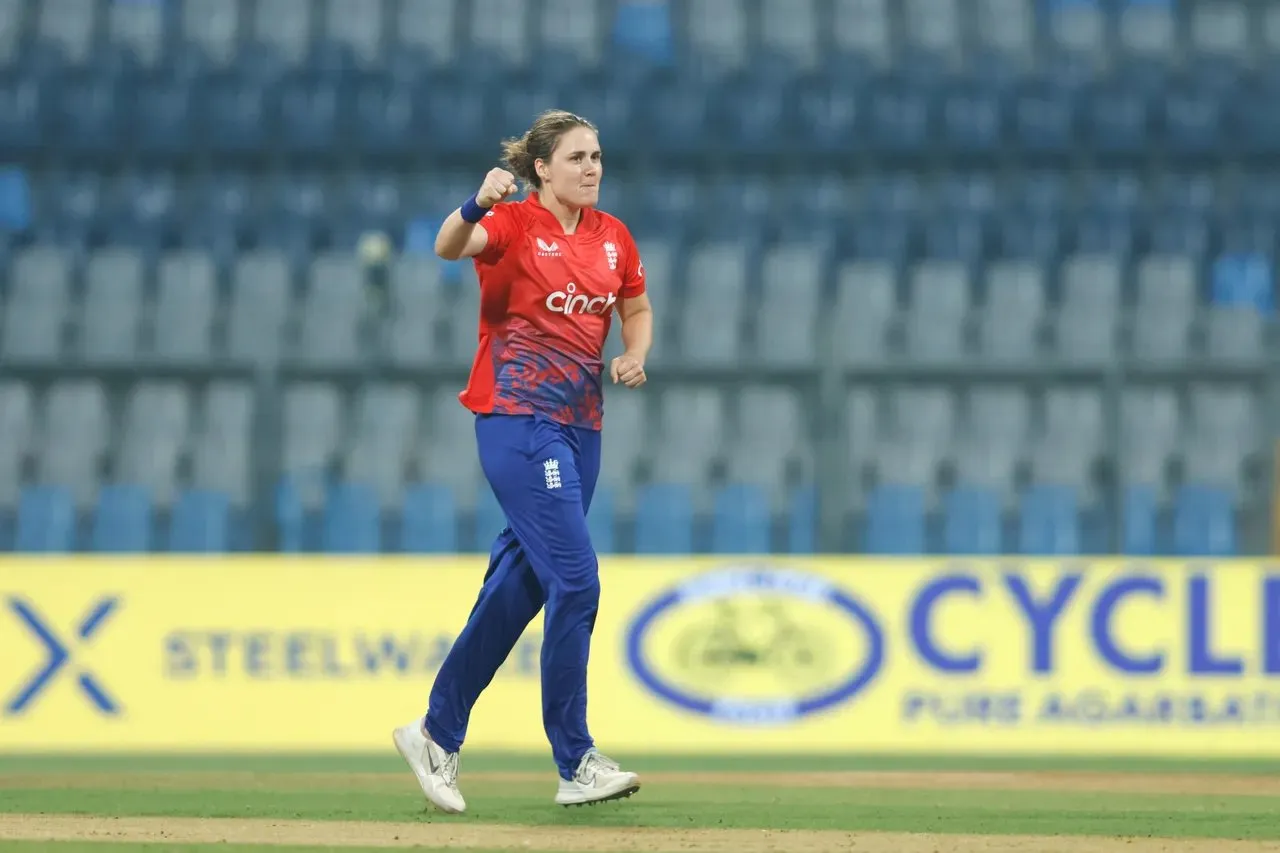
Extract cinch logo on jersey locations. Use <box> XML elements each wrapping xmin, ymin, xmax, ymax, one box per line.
<box><xmin>545</xmin><ymin>282</ymin><xmax>616</xmax><ymax>315</ymax></box>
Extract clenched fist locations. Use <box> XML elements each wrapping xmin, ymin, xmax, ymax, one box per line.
<box><xmin>610</xmin><ymin>353</ymin><xmax>646</xmax><ymax>388</ymax></box>
<box><xmin>477</xmin><ymin>168</ymin><xmax>519</xmax><ymax>208</ymax></box>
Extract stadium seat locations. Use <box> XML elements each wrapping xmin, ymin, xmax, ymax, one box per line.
<box><xmin>587</xmin><ymin>484</ymin><xmax>616</xmax><ymax>554</ymax></box>
<box><xmin>711</xmin><ymin>484</ymin><xmax>772</xmax><ymax>554</ymax></box>
<box><xmin>1163</xmin><ymin>84</ymin><xmax>1223</xmax><ymax>154</ymax></box>
<box><xmin>472</xmin><ymin>487</ymin><xmax>508</xmax><ymax>552</ymax></box>
<box><xmin>942</xmin><ymin>486</ymin><xmax>1002</xmax><ymax>555</ymax></box>
<box><xmin>1013</xmin><ymin>82</ymin><xmax>1074</xmax><ymax>153</ymax></box>
<box><xmin>612</xmin><ymin>0</ymin><xmax>674</xmax><ymax>66</ymax></box>
<box><xmin>941</xmin><ymin>84</ymin><xmax>1002</xmax><ymax>153</ymax></box>
<box><xmin>1211</xmin><ymin>253</ymin><xmax>1274</xmax><ymax>313</ymax></box>
<box><xmin>90</xmin><ymin>484</ymin><xmax>154</xmax><ymax>553</ymax></box>
<box><xmin>169</xmin><ymin>489</ymin><xmax>233</xmax><ymax>553</ymax></box>
<box><xmin>400</xmin><ymin>484</ymin><xmax>460</xmax><ymax>554</ymax></box>
<box><xmin>787</xmin><ymin>486</ymin><xmax>818</xmax><ymax>554</ymax></box>
<box><xmin>15</xmin><ymin>485</ymin><xmax>77</xmax><ymax>553</ymax></box>
<box><xmin>1121</xmin><ymin>485</ymin><xmax>1159</xmax><ymax>556</ymax></box>
<box><xmin>633</xmin><ymin>483</ymin><xmax>694</xmax><ymax>554</ymax></box>
<box><xmin>0</xmin><ymin>166</ymin><xmax>30</xmax><ymax>230</ymax></box>
<box><xmin>1172</xmin><ymin>485</ymin><xmax>1236</xmax><ymax>557</ymax></box>
<box><xmin>275</xmin><ymin>478</ymin><xmax>308</xmax><ymax>554</ymax></box>
<box><xmin>1019</xmin><ymin>485</ymin><xmax>1081</xmax><ymax>555</ymax></box>
<box><xmin>322</xmin><ymin>482</ymin><xmax>382</xmax><ymax>554</ymax></box>
<box><xmin>863</xmin><ymin>485</ymin><xmax>926</xmax><ymax>555</ymax></box>
<box><xmin>868</xmin><ymin>84</ymin><xmax>931</xmax><ymax>155</ymax></box>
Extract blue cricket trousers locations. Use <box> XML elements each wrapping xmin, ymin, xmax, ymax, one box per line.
<box><xmin>424</xmin><ymin>413</ymin><xmax>602</xmax><ymax>780</ymax></box>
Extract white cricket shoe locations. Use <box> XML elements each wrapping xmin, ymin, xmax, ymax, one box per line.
<box><xmin>554</xmin><ymin>749</ymin><xmax>641</xmax><ymax>807</ymax></box>
<box><xmin>392</xmin><ymin>720</ymin><xmax>466</xmax><ymax>814</ymax></box>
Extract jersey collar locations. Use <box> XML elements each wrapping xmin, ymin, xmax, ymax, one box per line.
<box><xmin>528</xmin><ymin>191</ymin><xmax>596</xmax><ymax>234</ymax></box>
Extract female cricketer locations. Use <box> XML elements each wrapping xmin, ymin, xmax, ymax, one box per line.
<box><xmin>392</xmin><ymin>110</ymin><xmax>653</xmax><ymax>814</ymax></box>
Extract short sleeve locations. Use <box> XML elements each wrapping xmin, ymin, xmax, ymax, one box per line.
<box><xmin>618</xmin><ymin>226</ymin><xmax>646</xmax><ymax>299</ymax></box>
<box><xmin>474</xmin><ymin>202</ymin><xmax>520</xmax><ymax>266</ymax></box>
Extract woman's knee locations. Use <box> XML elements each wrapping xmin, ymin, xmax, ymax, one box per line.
<box><xmin>551</xmin><ymin>562</ymin><xmax>600</xmax><ymax>602</ymax></box>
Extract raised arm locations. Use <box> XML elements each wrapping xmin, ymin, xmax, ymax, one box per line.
<box><xmin>434</xmin><ymin>168</ymin><xmax>519</xmax><ymax>261</ymax></box>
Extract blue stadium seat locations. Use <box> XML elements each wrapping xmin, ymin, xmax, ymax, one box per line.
<box><xmin>1211</xmin><ymin>253</ymin><xmax>1274</xmax><ymax>313</ymax></box>
<box><xmin>1085</xmin><ymin>85</ymin><xmax>1150</xmax><ymax>154</ymax></box>
<box><xmin>352</xmin><ymin>76</ymin><xmax>416</xmax><ymax>157</ymax></box>
<box><xmin>1076</xmin><ymin>212</ymin><xmax>1135</xmax><ymax>256</ymax></box>
<box><xmin>1218</xmin><ymin>214</ymin><xmax>1277</xmax><ymax>255</ymax></box>
<box><xmin>0</xmin><ymin>78</ymin><xmax>46</xmax><ymax>155</ymax></box>
<box><xmin>1233</xmin><ymin>84</ymin><xmax>1280</xmax><ymax>155</ymax></box>
<box><xmin>169</xmin><ymin>489</ymin><xmax>232</xmax><ymax>553</ymax></box>
<box><xmin>586</xmin><ymin>484</ymin><xmax>616</xmax><ymax>554</ymax></box>
<box><xmin>711</xmin><ymin>484</ymin><xmax>771</xmax><ymax>553</ymax></box>
<box><xmin>133</xmin><ymin>77</ymin><xmax>194</xmax><ymax>159</ymax></box>
<box><xmin>640</xmin><ymin>80</ymin><xmax>710</xmax><ymax>154</ymax></box>
<box><xmin>473</xmin><ymin>487</ymin><xmax>508</xmax><ymax>552</ymax></box>
<box><xmin>922</xmin><ymin>215</ymin><xmax>986</xmax><ymax>264</ymax></box>
<box><xmin>1019</xmin><ymin>485</ymin><xmax>1081</xmax><ymax>554</ymax></box>
<box><xmin>1238</xmin><ymin>174</ymin><xmax>1280</xmax><ymax>220</ymax></box>
<box><xmin>611</xmin><ymin>0</ymin><xmax>675</xmax><ymax>66</ymax></box>
<box><xmin>274</xmin><ymin>478</ymin><xmax>306</xmax><ymax>553</ymax></box>
<box><xmin>53</xmin><ymin>74</ymin><xmax>123</xmax><ymax>157</ymax></box>
<box><xmin>15</xmin><ymin>485</ymin><xmax>76</xmax><ymax>553</ymax></box>
<box><xmin>0</xmin><ymin>166</ymin><xmax>30</xmax><ymax>231</ymax></box>
<box><xmin>277</xmin><ymin>76</ymin><xmax>339</xmax><ymax>155</ymax></box>
<box><xmin>109</xmin><ymin>171</ymin><xmax>178</xmax><ymax>251</ymax></box>
<box><xmin>796</xmin><ymin>80</ymin><xmax>863</xmax><ymax>154</ymax></box>
<box><xmin>43</xmin><ymin>170</ymin><xmax>104</xmax><ymax>250</ymax></box>
<box><xmin>1013</xmin><ymin>82</ymin><xmax>1074</xmax><ymax>153</ymax></box>
<box><xmin>90</xmin><ymin>484</ymin><xmax>154</xmax><ymax>553</ymax></box>
<box><xmin>1085</xmin><ymin>170</ymin><xmax>1143</xmax><ymax>214</ymax></box>
<box><xmin>849</xmin><ymin>214</ymin><xmax>913</xmax><ymax>264</ymax></box>
<box><xmin>863</xmin><ymin>485</ymin><xmax>926</xmax><ymax>555</ymax></box>
<box><xmin>1185</xmin><ymin>54</ymin><xmax>1243</xmax><ymax>99</ymax></box>
<box><xmin>634</xmin><ymin>483</ymin><xmax>694</xmax><ymax>554</ymax></box>
<box><xmin>998</xmin><ymin>213</ymin><xmax>1062</xmax><ymax>261</ymax></box>
<box><xmin>1163</xmin><ymin>84</ymin><xmax>1223</xmax><ymax>155</ymax></box>
<box><xmin>1172</xmin><ymin>485</ymin><xmax>1236</xmax><ymax>556</ymax></box>
<box><xmin>0</xmin><ymin>507</ymin><xmax>14</xmax><ymax>552</ymax></box>
<box><xmin>425</xmin><ymin>81</ymin><xmax>488</xmax><ymax>155</ymax></box>
<box><xmin>322</xmin><ymin>482</ymin><xmax>381</xmax><ymax>553</ymax></box>
<box><xmin>563</xmin><ymin>84</ymin><xmax>635</xmax><ymax>156</ymax></box>
<box><xmin>721</xmin><ymin>78</ymin><xmax>788</xmax><ymax>155</ymax></box>
<box><xmin>788</xmin><ymin>486</ymin><xmax>818</xmax><ymax>554</ymax></box>
<box><xmin>200</xmin><ymin>76</ymin><xmax>272</xmax><ymax>155</ymax></box>
<box><xmin>941</xmin><ymin>85</ymin><xmax>1003</xmax><ymax>153</ymax></box>
<box><xmin>1148</xmin><ymin>213</ymin><xmax>1211</xmax><ymax>259</ymax></box>
<box><xmin>497</xmin><ymin>80</ymin><xmax>564</xmax><ymax>140</ymax></box>
<box><xmin>1121</xmin><ymin>485</ymin><xmax>1159</xmax><ymax>555</ymax></box>
<box><xmin>942</xmin><ymin>486</ymin><xmax>1002</xmax><ymax>555</ymax></box>
<box><xmin>868</xmin><ymin>83</ymin><xmax>932</xmax><ymax>155</ymax></box>
<box><xmin>400</xmin><ymin>484</ymin><xmax>459</xmax><ymax>553</ymax></box>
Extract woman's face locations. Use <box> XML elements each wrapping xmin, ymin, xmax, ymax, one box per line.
<box><xmin>537</xmin><ymin>126</ymin><xmax>602</xmax><ymax>209</ymax></box>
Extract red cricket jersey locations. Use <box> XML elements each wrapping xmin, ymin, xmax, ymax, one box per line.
<box><xmin>458</xmin><ymin>192</ymin><xmax>646</xmax><ymax>431</ymax></box>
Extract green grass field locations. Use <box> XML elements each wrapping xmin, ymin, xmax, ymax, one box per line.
<box><xmin>2</xmin><ymin>753</ymin><xmax>1279</xmax><ymax>853</ymax></box>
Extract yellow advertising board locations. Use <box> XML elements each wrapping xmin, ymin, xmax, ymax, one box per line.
<box><xmin>3</xmin><ymin>556</ymin><xmax>1280</xmax><ymax>755</ymax></box>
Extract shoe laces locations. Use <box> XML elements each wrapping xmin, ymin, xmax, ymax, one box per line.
<box><xmin>576</xmin><ymin>750</ymin><xmax>619</xmax><ymax>783</ymax></box>
<box><xmin>431</xmin><ymin>744</ymin><xmax>460</xmax><ymax>787</ymax></box>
